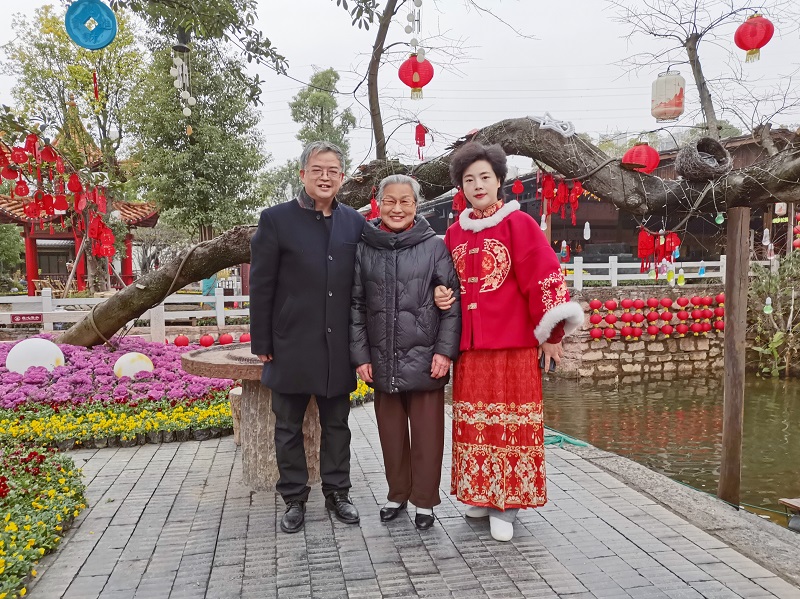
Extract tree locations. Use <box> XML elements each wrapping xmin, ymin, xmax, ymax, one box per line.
<box><xmin>256</xmin><ymin>160</ymin><xmax>302</xmax><ymax>208</ymax></box>
<box><xmin>0</xmin><ymin>225</ymin><xmax>23</xmax><ymax>278</ymax></box>
<box><xmin>126</xmin><ymin>43</ymin><xmax>267</xmax><ymax>239</ymax></box>
<box><xmin>134</xmin><ymin>225</ymin><xmax>193</xmax><ymax>276</ymax></box>
<box><xmin>289</xmin><ymin>68</ymin><xmax>356</xmax><ymax>165</ymax></box>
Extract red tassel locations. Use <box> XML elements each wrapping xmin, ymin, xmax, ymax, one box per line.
<box><xmin>541</xmin><ymin>174</ymin><xmax>555</xmax><ymax>201</ymax></box>
<box><xmin>93</xmin><ymin>71</ymin><xmax>100</xmax><ymax>101</ymax></box>
<box><xmin>452</xmin><ymin>189</ymin><xmax>467</xmax><ymax>212</ymax></box>
<box><xmin>568</xmin><ymin>180</ymin><xmax>583</xmax><ymax>226</ymax></box>
<box><xmin>49</xmin><ymin>223</ymin><xmax>54</xmax><ymax>234</ymax></box>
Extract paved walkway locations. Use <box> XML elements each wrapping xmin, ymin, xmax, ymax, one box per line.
<box><xmin>28</xmin><ymin>404</ymin><xmax>800</xmax><ymax>599</ymax></box>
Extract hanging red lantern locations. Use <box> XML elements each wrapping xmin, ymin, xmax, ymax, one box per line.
<box><xmin>605</xmin><ymin>313</ymin><xmax>617</xmax><ymax>325</ymax></box>
<box><xmin>661</xmin><ymin>324</ymin><xmax>674</xmax><ymax>336</ymax></box>
<box><xmin>647</xmin><ymin>325</ymin><xmax>659</xmax><ymax>336</ymax></box>
<box><xmin>40</xmin><ymin>146</ymin><xmax>57</xmax><ymax>163</ymax></box>
<box><xmin>714</xmin><ymin>320</ymin><xmax>725</xmax><ymax>331</ymax></box>
<box><xmin>589</xmin><ymin>314</ymin><xmax>603</xmax><ymax>325</ymax></box>
<box><xmin>604</xmin><ymin>328</ymin><xmax>617</xmax><ymax>340</ymax></box>
<box><xmin>1</xmin><ymin>166</ymin><xmax>16</xmax><ymax>180</ymax></box>
<box><xmin>452</xmin><ymin>189</ymin><xmax>466</xmax><ymax>212</ymax></box>
<box><xmin>620</xmin><ymin>312</ymin><xmax>633</xmax><ymax>324</ymax></box>
<box><xmin>14</xmin><ymin>180</ymin><xmax>29</xmax><ymax>197</ymax></box>
<box><xmin>734</xmin><ymin>14</ymin><xmax>774</xmax><ymax>62</ymax></box>
<box><xmin>620</xmin><ymin>299</ymin><xmax>634</xmax><ymax>311</ymax></box>
<box><xmin>632</xmin><ymin>313</ymin><xmax>644</xmax><ymax>324</ymax></box>
<box><xmin>676</xmin><ymin>323</ymin><xmax>689</xmax><ymax>337</ymax></box>
<box><xmin>10</xmin><ymin>147</ymin><xmax>27</xmax><ymax>164</ymax></box>
<box><xmin>631</xmin><ymin>327</ymin><xmax>643</xmax><ymax>338</ymax></box>
<box><xmin>621</xmin><ymin>326</ymin><xmax>633</xmax><ymax>339</ymax></box>
<box><xmin>621</xmin><ymin>143</ymin><xmax>660</xmax><ymax>174</ymax></box>
<box><xmin>511</xmin><ymin>179</ymin><xmax>524</xmax><ymax>202</ymax></box>
<box><xmin>633</xmin><ymin>299</ymin><xmax>645</xmax><ymax>311</ymax></box>
<box><xmin>415</xmin><ymin>122</ymin><xmax>429</xmax><ymax>159</ymax></box>
<box><xmin>676</xmin><ymin>297</ymin><xmax>690</xmax><ymax>307</ymax></box>
<box><xmin>677</xmin><ymin>310</ymin><xmax>690</xmax><ymax>322</ymax></box>
<box><xmin>53</xmin><ymin>194</ymin><xmax>69</xmax><ymax>211</ymax></box>
<box><xmin>590</xmin><ymin>328</ymin><xmax>604</xmax><ymax>340</ymax></box>
<box><xmin>604</xmin><ymin>300</ymin><xmax>618</xmax><ymax>311</ymax></box>
<box><xmin>67</xmin><ymin>173</ymin><xmax>82</xmax><ymax>193</ymax></box>
<box><xmin>589</xmin><ymin>299</ymin><xmax>602</xmax><ymax>311</ymax></box>
<box><xmin>398</xmin><ymin>54</ymin><xmax>434</xmax><ymax>99</ymax></box>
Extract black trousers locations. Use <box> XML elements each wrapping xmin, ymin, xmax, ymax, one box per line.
<box><xmin>271</xmin><ymin>390</ymin><xmax>352</xmax><ymax>503</ymax></box>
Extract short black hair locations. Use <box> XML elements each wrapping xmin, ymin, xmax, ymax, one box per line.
<box><xmin>449</xmin><ymin>142</ymin><xmax>508</xmax><ymax>198</ymax></box>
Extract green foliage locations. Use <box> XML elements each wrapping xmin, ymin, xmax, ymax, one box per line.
<box><xmin>0</xmin><ymin>225</ymin><xmax>24</xmax><ymax>278</ymax></box>
<box><xmin>289</xmin><ymin>68</ymin><xmax>356</xmax><ymax>166</ymax></box>
<box><xmin>257</xmin><ymin>160</ymin><xmax>302</xmax><ymax>208</ymax></box>
<box><xmin>749</xmin><ymin>252</ymin><xmax>800</xmax><ymax>378</ymax></box>
<box><xmin>126</xmin><ymin>44</ymin><xmax>267</xmax><ymax>236</ymax></box>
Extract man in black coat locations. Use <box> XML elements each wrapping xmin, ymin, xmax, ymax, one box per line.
<box><xmin>249</xmin><ymin>141</ymin><xmax>365</xmax><ymax>533</ymax></box>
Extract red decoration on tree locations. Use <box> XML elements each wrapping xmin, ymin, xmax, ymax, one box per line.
<box><xmin>511</xmin><ymin>179</ymin><xmax>524</xmax><ymax>202</ymax></box>
<box><xmin>568</xmin><ymin>180</ymin><xmax>582</xmax><ymax>225</ymax></box>
<box><xmin>450</xmin><ymin>190</ymin><xmax>465</xmax><ymax>213</ymax></box>
<box><xmin>14</xmin><ymin>180</ymin><xmax>29</xmax><ymax>197</ymax></box>
<box><xmin>622</xmin><ymin>143</ymin><xmax>660</xmax><ymax>174</ymax></box>
<box><xmin>67</xmin><ymin>173</ymin><xmax>82</xmax><ymax>193</ymax></box>
<box><xmin>734</xmin><ymin>14</ymin><xmax>774</xmax><ymax>62</ymax></box>
<box><xmin>10</xmin><ymin>147</ymin><xmax>27</xmax><ymax>165</ymax></box>
<box><xmin>415</xmin><ymin>122</ymin><xmax>429</xmax><ymax>159</ymax></box>
<box><xmin>366</xmin><ymin>186</ymin><xmax>379</xmax><ymax>220</ymax></box>
<box><xmin>24</xmin><ymin>134</ymin><xmax>38</xmax><ymax>154</ymax></box>
<box><xmin>398</xmin><ymin>54</ymin><xmax>434</xmax><ymax>99</ymax></box>
<box><xmin>40</xmin><ymin>146</ymin><xmax>57</xmax><ymax>163</ymax></box>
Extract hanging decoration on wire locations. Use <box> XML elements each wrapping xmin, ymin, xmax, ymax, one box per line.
<box><xmin>415</xmin><ymin>122</ymin><xmax>429</xmax><ymax>159</ymax></box>
<box><xmin>452</xmin><ymin>189</ymin><xmax>466</xmax><ymax>213</ymax></box>
<box><xmin>398</xmin><ymin>0</ymin><xmax>433</xmax><ymax>99</ymax></box>
<box><xmin>651</xmin><ymin>70</ymin><xmax>685</xmax><ymax>122</ymax></box>
<box><xmin>637</xmin><ymin>226</ymin><xmax>681</xmax><ymax>278</ymax></box>
<box><xmin>734</xmin><ymin>14</ymin><xmax>774</xmax><ymax>62</ymax></box>
<box><xmin>169</xmin><ymin>40</ymin><xmax>197</xmax><ymax>135</ymax></box>
<box><xmin>621</xmin><ymin>143</ymin><xmax>660</xmax><ymax>174</ymax></box>
<box><xmin>65</xmin><ymin>0</ymin><xmax>117</xmax><ymax>50</ymax></box>
<box><xmin>367</xmin><ymin>186</ymin><xmax>379</xmax><ymax>220</ymax></box>
<box><xmin>511</xmin><ymin>179</ymin><xmax>524</xmax><ymax>202</ymax></box>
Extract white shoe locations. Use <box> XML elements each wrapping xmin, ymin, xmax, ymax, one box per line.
<box><xmin>465</xmin><ymin>506</ymin><xmax>489</xmax><ymax>519</ymax></box>
<box><xmin>489</xmin><ymin>515</ymin><xmax>514</xmax><ymax>542</ymax></box>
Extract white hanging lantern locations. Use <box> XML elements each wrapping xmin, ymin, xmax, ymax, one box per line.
<box><xmin>775</xmin><ymin>202</ymin><xmax>788</xmax><ymax>216</ymax></box>
<box><xmin>583</xmin><ymin>222</ymin><xmax>591</xmax><ymax>240</ymax></box>
<box><xmin>651</xmin><ymin>71</ymin><xmax>685</xmax><ymax>122</ymax></box>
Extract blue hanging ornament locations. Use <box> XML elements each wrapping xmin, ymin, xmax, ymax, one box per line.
<box><xmin>672</xmin><ymin>246</ymin><xmax>680</xmax><ymax>259</ymax></box>
<box><xmin>698</xmin><ymin>260</ymin><xmax>706</xmax><ymax>277</ymax></box>
<box><xmin>559</xmin><ymin>240</ymin><xmax>567</xmax><ymax>259</ymax></box>
<box><xmin>65</xmin><ymin>0</ymin><xmax>118</xmax><ymax>50</ymax></box>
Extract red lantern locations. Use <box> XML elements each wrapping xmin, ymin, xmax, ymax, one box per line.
<box><xmin>589</xmin><ymin>299</ymin><xmax>602</xmax><ymax>311</ymax></box>
<box><xmin>633</xmin><ymin>299</ymin><xmax>645</xmax><ymax>311</ymax></box>
<box><xmin>646</xmin><ymin>311</ymin><xmax>659</xmax><ymax>322</ymax></box>
<box><xmin>219</xmin><ymin>333</ymin><xmax>234</xmax><ymax>345</ymax></box>
<box><xmin>677</xmin><ymin>310</ymin><xmax>690</xmax><ymax>322</ymax></box>
<box><xmin>676</xmin><ymin>297</ymin><xmax>690</xmax><ymax>307</ymax></box>
<box><xmin>589</xmin><ymin>313</ymin><xmax>603</xmax><ymax>325</ymax></box>
<box><xmin>661</xmin><ymin>324</ymin><xmax>674</xmax><ymax>336</ymax></box>
<box><xmin>14</xmin><ymin>180</ymin><xmax>29</xmax><ymax>197</ymax></box>
<box><xmin>511</xmin><ymin>179</ymin><xmax>524</xmax><ymax>197</ymax></box>
<box><xmin>398</xmin><ymin>54</ymin><xmax>434</xmax><ymax>99</ymax></box>
<box><xmin>174</xmin><ymin>335</ymin><xmax>190</xmax><ymax>347</ymax></box>
<box><xmin>690</xmin><ymin>296</ymin><xmax>702</xmax><ymax>306</ymax></box>
<box><xmin>54</xmin><ymin>195</ymin><xmax>69</xmax><ymax>211</ymax></box>
<box><xmin>239</xmin><ymin>333</ymin><xmax>251</xmax><ymax>343</ymax></box>
<box><xmin>691</xmin><ymin>309</ymin><xmax>703</xmax><ymax>321</ymax></box>
<box><xmin>604</xmin><ymin>300</ymin><xmax>618</xmax><ymax>311</ymax></box>
<box><xmin>40</xmin><ymin>146</ymin><xmax>57</xmax><ymax>163</ymax></box>
<box><xmin>604</xmin><ymin>328</ymin><xmax>617</xmax><ymax>340</ymax></box>
<box><xmin>632</xmin><ymin>313</ymin><xmax>645</xmax><ymax>324</ymax></box>
<box><xmin>199</xmin><ymin>334</ymin><xmax>215</xmax><ymax>347</ymax></box>
<box><xmin>620</xmin><ymin>299</ymin><xmax>634</xmax><ymax>310</ymax></box>
<box><xmin>631</xmin><ymin>327</ymin><xmax>643</xmax><ymax>338</ymax></box>
<box><xmin>660</xmin><ymin>298</ymin><xmax>673</xmax><ymax>308</ymax></box>
<box><xmin>661</xmin><ymin>311</ymin><xmax>673</xmax><ymax>322</ymax></box>
<box><xmin>793</xmin><ymin>238</ymin><xmax>800</xmax><ymax>249</ymax></box>
<box><xmin>1</xmin><ymin>166</ymin><xmax>16</xmax><ymax>180</ymax></box>
<box><xmin>715</xmin><ymin>293</ymin><xmax>725</xmax><ymax>305</ymax></box>
<box><xmin>676</xmin><ymin>324</ymin><xmax>689</xmax><ymax>336</ymax></box>
<box><xmin>590</xmin><ymin>328</ymin><xmax>604</xmax><ymax>340</ymax></box>
<box><xmin>10</xmin><ymin>147</ymin><xmax>27</xmax><ymax>164</ymax></box>
<box><xmin>620</xmin><ymin>312</ymin><xmax>633</xmax><ymax>323</ymax></box>
<box><xmin>714</xmin><ymin>307</ymin><xmax>725</xmax><ymax>318</ymax></box>
<box><xmin>452</xmin><ymin>190</ymin><xmax>466</xmax><ymax>212</ymax></box>
<box><xmin>647</xmin><ymin>325</ymin><xmax>659</xmax><ymax>336</ymax></box>
<box><xmin>734</xmin><ymin>14</ymin><xmax>774</xmax><ymax>62</ymax></box>
<box><xmin>605</xmin><ymin>314</ymin><xmax>618</xmax><ymax>325</ymax></box>
<box><xmin>646</xmin><ymin>298</ymin><xmax>659</xmax><ymax>309</ymax></box>
<box><xmin>714</xmin><ymin>320</ymin><xmax>725</xmax><ymax>331</ymax></box>
<box><xmin>621</xmin><ymin>326</ymin><xmax>633</xmax><ymax>339</ymax></box>
<box><xmin>690</xmin><ymin>323</ymin><xmax>702</xmax><ymax>335</ymax></box>
<box><xmin>701</xmin><ymin>309</ymin><xmax>714</xmax><ymax>320</ymax></box>
<box><xmin>621</xmin><ymin>143</ymin><xmax>660</xmax><ymax>174</ymax></box>
<box><xmin>67</xmin><ymin>173</ymin><xmax>82</xmax><ymax>193</ymax></box>
<box><xmin>702</xmin><ymin>322</ymin><xmax>712</xmax><ymax>333</ymax></box>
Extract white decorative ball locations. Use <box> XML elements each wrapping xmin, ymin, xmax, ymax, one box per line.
<box><xmin>417</xmin><ymin>49</ymin><xmax>426</xmax><ymax>62</ymax></box>
<box><xmin>183</xmin><ymin>107</ymin><xmax>192</xmax><ymax>117</ymax></box>
<box><xmin>113</xmin><ymin>352</ymin><xmax>154</xmax><ymax>379</ymax></box>
<box><xmin>173</xmin><ymin>57</ymin><xmax>183</xmax><ymax>67</ymax></box>
<box><xmin>414</xmin><ymin>0</ymin><xmax>422</xmax><ymax>6</ymax></box>
<box><xmin>404</xmin><ymin>25</ymin><xmax>413</xmax><ymax>34</ymax></box>
<box><xmin>180</xmin><ymin>90</ymin><xmax>190</xmax><ymax>99</ymax></box>
<box><xmin>5</xmin><ymin>339</ymin><xmax>65</xmax><ymax>374</ymax></box>
<box><xmin>187</xmin><ymin>96</ymin><xmax>197</xmax><ymax>106</ymax></box>
<box><xmin>173</xmin><ymin>79</ymin><xmax>182</xmax><ymax>89</ymax></box>
<box><xmin>406</xmin><ymin>13</ymin><xmax>414</xmax><ymax>21</ymax></box>
<box><xmin>411</xmin><ymin>37</ymin><xmax>419</xmax><ymax>47</ymax></box>
<box><xmin>169</xmin><ymin>67</ymin><xmax>178</xmax><ymax>77</ymax></box>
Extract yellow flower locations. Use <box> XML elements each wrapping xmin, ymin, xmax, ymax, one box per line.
<box><xmin>31</xmin><ymin>569</ymin><xmax>37</xmax><ymax>577</ymax></box>
<box><xmin>20</xmin><ymin>588</ymin><xmax>26</xmax><ymax>597</ymax></box>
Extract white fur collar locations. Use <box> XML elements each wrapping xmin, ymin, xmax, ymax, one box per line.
<box><xmin>458</xmin><ymin>200</ymin><xmax>520</xmax><ymax>233</ymax></box>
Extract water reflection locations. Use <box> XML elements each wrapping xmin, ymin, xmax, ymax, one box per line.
<box><xmin>541</xmin><ymin>375</ymin><xmax>800</xmax><ymax>525</ymax></box>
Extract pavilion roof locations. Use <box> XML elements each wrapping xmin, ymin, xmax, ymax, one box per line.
<box><xmin>0</xmin><ymin>195</ymin><xmax>159</xmax><ymax>228</ymax></box>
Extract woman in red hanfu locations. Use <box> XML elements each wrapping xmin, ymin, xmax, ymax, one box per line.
<box><xmin>440</xmin><ymin>142</ymin><xmax>583</xmax><ymax>541</ymax></box>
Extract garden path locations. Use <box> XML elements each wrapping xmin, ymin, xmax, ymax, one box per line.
<box><xmin>26</xmin><ymin>403</ymin><xmax>800</xmax><ymax>599</ymax></box>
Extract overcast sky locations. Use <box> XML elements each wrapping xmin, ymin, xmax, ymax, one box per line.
<box><xmin>2</xmin><ymin>0</ymin><xmax>799</xmax><ymax>174</ymax></box>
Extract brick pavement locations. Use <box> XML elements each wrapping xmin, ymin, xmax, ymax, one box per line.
<box><xmin>27</xmin><ymin>403</ymin><xmax>800</xmax><ymax>599</ymax></box>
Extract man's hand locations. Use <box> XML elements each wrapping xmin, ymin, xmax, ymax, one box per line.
<box><xmin>537</xmin><ymin>342</ymin><xmax>563</xmax><ymax>368</ymax></box>
<box><xmin>431</xmin><ymin>353</ymin><xmax>451</xmax><ymax>379</ymax></box>
<box><xmin>356</xmin><ymin>363</ymin><xmax>373</xmax><ymax>383</ymax></box>
<box><xmin>434</xmin><ymin>285</ymin><xmax>456</xmax><ymax>310</ymax></box>
<box><xmin>258</xmin><ymin>354</ymin><xmax>273</xmax><ymax>363</ymax></box>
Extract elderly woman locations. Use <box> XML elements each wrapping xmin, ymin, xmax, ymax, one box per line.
<box><xmin>440</xmin><ymin>143</ymin><xmax>583</xmax><ymax>542</ymax></box>
<box><xmin>350</xmin><ymin>174</ymin><xmax>461</xmax><ymax>530</ymax></box>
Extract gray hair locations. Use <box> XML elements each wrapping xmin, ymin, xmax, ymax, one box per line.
<box><xmin>376</xmin><ymin>174</ymin><xmax>424</xmax><ymax>204</ymax></box>
<box><xmin>300</xmin><ymin>141</ymin><xmax>346</xmax><ymax>171</ymax></box>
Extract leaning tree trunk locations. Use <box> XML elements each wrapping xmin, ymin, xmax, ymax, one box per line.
<box><xmin>367</xmin><ymin>0</ymin><xmax>398</xmax><ymax>161</ymax></box>
<box><xmin>57</xmin><ymin>117</ymin><xmax>800</xmax><ymax>347</ymax></box>
<box><xmin>56</xmin><ymin>225</ymin><xmax>255</xmax><ymax>347</ymax></box>
<box><xmin>685</xmin><ymin>33</ymin><xmax>720</xmax><ymax>141</ymax></box>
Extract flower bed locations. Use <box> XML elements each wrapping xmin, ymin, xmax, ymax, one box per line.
<box><xmin>350</xmin><ymin>377</ymin><xmax>374</xmax><ymax>405</ymax></box>
<box><xmin>0</xmin><ymin>446</ymin><xmax>86</xmax><ymax>599</ymax></box>
<box><xmin>0</xmin><ymin>337</ymin><xmax>233</xmax><ymax>448</ymax></box>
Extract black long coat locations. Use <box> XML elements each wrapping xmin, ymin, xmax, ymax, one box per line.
<box><xmin>249</xmin><ymin>198</ymin><xmax>365</xmax><ymax>397</ymax></box>
<box><xmin>350</xmin><ymin>216</ymin><xmax>461</xmax><ymax>394</ymax></box>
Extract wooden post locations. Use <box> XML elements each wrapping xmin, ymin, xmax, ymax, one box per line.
<box><xmin>717</xmin><ymin>206</ymin><xmax>750</xmax><ymax>507</ymax></box>
<box><xmin>572</xmin><ymin>257</ymin><xmax>584</xmax><ymax>291</ymax></box>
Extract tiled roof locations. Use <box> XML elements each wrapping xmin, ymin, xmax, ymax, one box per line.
<box><xmin>0</xmin><ymin>194</ymin><xmax>158</xmax><ymax>227</ymax></box>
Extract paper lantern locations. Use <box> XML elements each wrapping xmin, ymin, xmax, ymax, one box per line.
<box><xmin>590</xmin><ymin>328</ymin><xmax>604</xmax><ymax>340</ymax></box>
<box><xmin>622</xmin><ymin>143</ymin><xmax>660</xmax><ymax>174</ymax></box>
<box><xmin>632</xmin><ymin>313</ymin><xmax>644</xmax><ymax>324</ymax></box>
<box><xmin>239</xmin><ymin>333</ymin><xmax>251</xmax><ymax>343</ymax></box>
<box><xmin>734</xmin><ymin>14</ymin><xmax>774</xmax><ymax>62</ymax></box>
<box><xmin>620</xmin><ymin>312</ymin><xmax>633</xmax><ymax>323</ymax></box>
<box><xmin>647</xmin><ymin>325</ymin><xmax>659</xmax><ymax>336</ymax></box>
<box><xmin>113</xmin><ymin>352</ymin><xmax>154</xmax><ymax>379</ymax></box>
<box><xmin>590</xmin><ymin>314</ymin><xmax>603</xmax><ymax>325</ymax></box>
<box><xmin>621</xmin><ymin>326</ymin><xmax>633</xmax><ymax>339</ymax></box>
<box><xmin>174</xmin><ymin>335</ymin><xmax>190</xmax><ymax>347</ymax></box>
<box><xmin>661</xmin><ymin>324</ymin><xmax>674</xmax><ymax>336</ymax></box>
<box><xmin>5</xmin><ymin>338</ymin><xmax>65</xmax><ymax>374</ymax></box>
<box><xmin>398</xmin><ymin>53</ymin><xmax>434</xmax><ymax>99</ymax></box>
<box><xmin>589</xmin><ymin>299</ymin><xmax>602</xmax><ymax>311</ymax></box>
<box><xmin>604</xmin><ymin>328</ymin><xmax>617</xmax><ymax>340</ymax></box>
<box><xmin>605</xmin><ymin>314</ymin><xmax>618</xmax><ymax>325</ymax></box>
<box><xmin>651</xmin><ymin>71</ymin><xmax>685</xmax><ymax>121</ymax></box>
<box><xmin>604</xmin><ymin>300</ymin><xmax>618</xmax><ymax>311</ymax></box>
<box><xmin>219</xmin><ymin>333</ymin><xmax>234</xmax><ymax>345</ymax></box>
<box><xmin>620</xmin><ymin>299</ymin><xmax>634</xmax><ymax>310</ymax></box>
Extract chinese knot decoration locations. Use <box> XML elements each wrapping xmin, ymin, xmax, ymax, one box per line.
<box><xmin>415</xmin><ymin>122</ymin><xmax>429</xmax><ymax>159</ymax></box>
<box><xmin>734</xmin><ymin>14</ymin><xmax>774</xmax><ymax>62</ymax></box>
<box><xmin>398</xmin><ymin>53</ymin><xmax>434</xmax><ymax>99</ymax></box>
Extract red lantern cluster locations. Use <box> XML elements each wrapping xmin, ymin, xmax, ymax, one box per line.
<box><xmin>538</xmin><ymin>173</ymin><xmax>583</xmax><ymax>226</ymax></box>
<box><xmin>588</xmin><ymin>294</ymin><xmax>725</xmax><ymax>341</ymax></box>
<box><xmin>621</xmin><ymin>143</ymin><xmax>660</xmax><ymax>174</ymax></box>
<box><xmin>734</xmin><ymin>14</ymin><xmax>774</xmax><ymax>62</ymax></box>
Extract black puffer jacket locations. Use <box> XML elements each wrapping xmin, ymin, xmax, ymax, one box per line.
<box><xmin>350</xmin><ymin>216</ymin><xmax>461</xmax><ymax>393</ymax></box>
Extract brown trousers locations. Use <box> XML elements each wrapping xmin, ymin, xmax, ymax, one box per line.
<box><xmin>374</xmin><ymin>388</ymin><xmax>445</xmax><ymax>509</ymax></box>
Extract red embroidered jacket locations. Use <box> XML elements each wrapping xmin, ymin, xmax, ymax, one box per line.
<box><xmin>444</xmin><ymin>200</ymin><xmax>584</xmax><ymax>352</ymax></box>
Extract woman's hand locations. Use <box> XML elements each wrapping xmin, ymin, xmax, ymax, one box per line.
<box><xmin>434</xmin><ymin>285</ymin><xmax>456</xmax><ymax>310</ymax></box>
<box><xmin>431</xmin><ymin>353</ymin><xmax>452</xmax><ymax>379</ymax></box>
<box><xmin>537</xmin><ymin>342</ymin><xmax>563</xmax><ymax>368</ymax></box>
<box><xmin>356</xmin><ymin>363</ymin><xmax>373</xmax><ymax>383</ymax></box>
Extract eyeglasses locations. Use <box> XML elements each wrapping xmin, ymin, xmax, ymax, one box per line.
<box><xmin>307</xmin><ymin>167</ymin><xmax>342</xmax><ymax>178</ymax></box>
<box><xmin>382</xmin><ymin>198</ymin><xmax>415</xmax><ymax>209</ymax></box>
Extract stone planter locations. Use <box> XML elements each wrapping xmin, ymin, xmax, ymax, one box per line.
<box><xmin>93</xmin><ymin>437</ymin><xmax>109</xmax><ymax>449</ymax></box>
<box><xmin>176</xmin><ymin>428</ymin><xmax>191</xmax><ymax>442</ymax></box>
<box><xmin>56</xmin><ymin>438</ymin><xmax>75</xmax><ymax>451</ymax></box>
<box><xmin>119</xmin><ymin>437</ymin><xmax>138</xmax><ymax>448</ymax></box>
<box><xmin>193</xmin><ymin>428</ymin><xmax>214</xmax><ymax>442</ymax></box>
<box><xmin>162</xmin><ymin>430</ymin><xmax>175</xmax><ymax>443</ymax></box>
<box><xmin>146</xmin><ymin>430</ymin><xmax>163</xmax><ymax>444</ymax></box>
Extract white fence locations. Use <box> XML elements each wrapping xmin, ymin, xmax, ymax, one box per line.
<box><xmin>0</xmin><ymin>256</ymin><xmax>778</xmax><ymax>340</ymax></box>
<box><xmin>0</xmin><ymin>287</ymin><xmax>248</xmax><ymax>342</ymax></box>
<box><xmin>565</xmin><ymin>255</ymin><xmax>775</xmax><ymax>291</ymax></box>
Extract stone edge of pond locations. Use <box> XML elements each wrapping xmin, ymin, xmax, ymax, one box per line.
<box><xmin>564</xmin><ymin>443</ymin><xmax>800</xmax><ymax>588</ymax></box>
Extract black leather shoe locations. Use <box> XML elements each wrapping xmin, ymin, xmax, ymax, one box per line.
<box><xmin>415</xmin><ymin>512</ymin><xmax>435</xmax><ymax>530</ymax></box>
<box><xmin>380</xmin><ymin>501</ymin><xmax>408</xmax><ymax>522</ymax></box>
<box><xmin>281</xmin><ymin>500</ymin><xmax>306</xmax><ymax>533</ymax></box>
<box><xmin>325</xmin><ymin>491</ymin><xmax>360</xmax><ymax>524</ymax></box>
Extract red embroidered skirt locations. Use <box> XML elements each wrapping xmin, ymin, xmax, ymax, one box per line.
<box><xmin>451</xmin><ymin>347</ymin><xmax>547</xmax><ymax>510</ymax></box>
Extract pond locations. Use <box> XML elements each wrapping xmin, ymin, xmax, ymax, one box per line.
<box><xmin>542</xmin><ymin>374</ymin><xmax>800</xmax><ymax>526</ymax></box>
